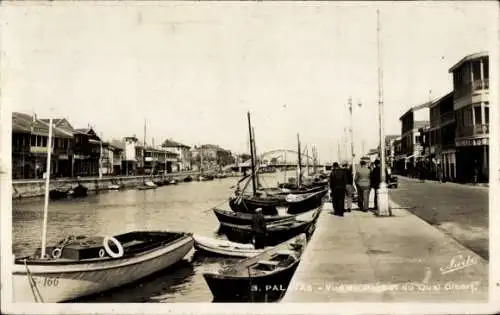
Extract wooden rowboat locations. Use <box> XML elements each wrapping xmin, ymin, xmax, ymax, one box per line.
<box><xmin>12</xmin><ymin>231</ymin><xmax>194</xmax><ymax>303</ymax></box>
<box><xmin>193</xmin><ymin>235</ymin><xmax>266</xmax><ymax>258</ymax></box>
<box><xmin>203</xmin><ymin>233</ymin><xmax>307</xmax><ymax>302</ymax></box>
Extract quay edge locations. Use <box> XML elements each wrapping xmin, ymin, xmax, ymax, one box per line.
<box><xmin>11</xmin><ymin>172</ymin><xmax>208</xmax><ymax>199</ymax></box>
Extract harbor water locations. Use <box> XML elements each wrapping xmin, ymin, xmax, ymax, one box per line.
<box><xmin>12</xmin><ymin>172</ymin><xmax>289</xmax><ymax>303</ymax></box>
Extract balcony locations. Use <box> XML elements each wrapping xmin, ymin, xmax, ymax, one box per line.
<box><xmin>454</xmin><ymin>79</ymin><xmax>489</xmax><ymax>99</ymax></box>
<box><xmin>456</xmin><ymin>124</ymin><xmax>489</xmax><ymax>138</ymax></box>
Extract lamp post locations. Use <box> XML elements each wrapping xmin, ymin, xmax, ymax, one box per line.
<box><xmin>348</xmin><ymin>97</ymin><xmax>362</xmax><ymax>180</ymax></box>
<box><xmin>376</xmin><ymin>8</ymin><xmax>391</xmax><ymax>216</ymax></box>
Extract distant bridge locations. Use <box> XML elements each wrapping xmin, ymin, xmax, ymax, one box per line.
<box><xmin>223</xmin><ymin>149</ymin><xmax>329</xmax><ymax>172</ymax></box>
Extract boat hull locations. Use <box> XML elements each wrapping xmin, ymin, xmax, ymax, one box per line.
<box><xmin>204</xmin><ymin>259</ymin><xmax>300</xmax><ymax>302</ymax></box>
<box><xmin>213</xmin><ymin>208</ymin><xmax>293</xmax><ymax>226</ymax></box>
<box><xmin>193</xmin><ymin>235</ymin><xmax>264</xmax><ymax>258</ymax></box>
<box><xmin>12</xmin><ymin>234</ymin><xmax>194</xmax><ymax>303</ymax></box>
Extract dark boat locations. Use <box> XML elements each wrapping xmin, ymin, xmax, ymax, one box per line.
<box><xmin>49</xmin><ymin>189</ymin><xmax>69</xmax><ymax>200</ymax></box>
<box><xmin>68</xmin><ymin>184</ymin><xmax>88</xmax><ymax>198</ymax></box>
<box><xmin>183</xmin><ymin>175</ymin><xmax>193</xmax><ymax>182</ymax></box>
<box><xmin>203</xmin><ymin>233</ymin><xmax>307</xmax><ymax>302</ymax></box>
<box><xmin>218</xmin><ymin>207</ymin><xmax>321</xmax><ymax>246</ymax></box>
<box><xmin>213</xmin><ymin>208</ymin><xmax>294</xmax><ymax>226</ymax></box>
<box><xmin>193</xmin><ymin>234</ymin><xmax>266</xmax><ymax>258</ymax></box>
<box><xmin>229</xmin><ymin>188</ymin><xmax>327</xmax><ymax>215</ymax></box>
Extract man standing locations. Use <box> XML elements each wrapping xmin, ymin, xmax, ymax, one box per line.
<box><xmin>355</xmin><ymin>160</ymin><xmax>371</xmax><ymax>211</ymax></box>
<box><xmin>342</xmin><ymin>162</ymin><xmax>354</xmax><ymax>213</ymax></box>
<box><xmin>329</xmin><ymin>162</ymin><xmax>348</xmax><ymax>217</ymax></box>
<box><xmin>370</xmin><ymin>159</ymin><xmax>382</xmax><ymax>210</ymax></box>
<box><xmin>251</xmin><ymin>208</ymin><xmax>267</xmax><ymax>249</ymax></box>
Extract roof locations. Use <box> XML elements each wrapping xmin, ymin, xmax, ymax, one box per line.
<box><xmin>12</xmin><ymin>112</ymin><xmax>73</xmax><ymax>138</ymax></box>
<box><xmin>428</xmin><ymin>91</ymin><xmax>454</xmax><ymax>109</ymax></box>
<box><xmin>449</xmin><ymin>51</ymin><xmax>488</xmax><ymax>73</ymax></box>
<box><xmin>161</xmin><ymin>139</ymin><xmax>191</xmax><ymax>149</ymax></box>
<box><xmin>399</xmin><ymin>100</ymin><xmax>432</xmax><ymax>121</ymax></box>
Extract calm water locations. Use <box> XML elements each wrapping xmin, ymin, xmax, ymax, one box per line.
<box><xmin>12</xmin><ymin>172</ymin><xmax>285</xmax><ymax>303</ymax></box>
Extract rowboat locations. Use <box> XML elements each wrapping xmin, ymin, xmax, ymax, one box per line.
<box><xmin>137</xmin><ymin>180</ymin><xmax>158</xmax><ymax>190</ymax></box>
<box><xmin>108</xmin><ymin>183</ymin><xmax>122</xmax><ymax>190</ymax></box>
<box><xmin>203</xmin><ymin>233</ymin><xmax>307</xmax><ymax>302</ymax></box>
<box><xmin>13</xmin><ymin>231</ymin><xmax>194</xmax><ymax>303</ymax></box>
<box><xmin>67</xmin><ymin>184</ymin><xmax>88</xmax><ymax>198</ymax></box>
<box><xmin>193</xmin><ymin>235</ymin><xmax>266</xmax><ymax>258</ymax></box>
<box><xmin>49</xmin><ymin>189</ymin><xmax>69</xmax><ymax>200</ymax></box>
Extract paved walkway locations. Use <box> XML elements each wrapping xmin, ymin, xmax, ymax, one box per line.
<box><xmin>282</xmin><ymin>199</ymin><xmax>489</xmax><ymax>302</ymax></box>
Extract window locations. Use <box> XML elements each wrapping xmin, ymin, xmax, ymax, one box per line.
<box><xmin>474</xmin><ymin>105</ymin><xmax>482</xmax><ymax>125</ymax></box>
<box><xmin>31</xmin><ymin>135</ymin><xmax>36</xmax><ymax>146</ymax></box>
<box><xmin>472</xmin><ymin>60</ymin><xmax>481</xmax><ymax>81</ymax></box>
<box><xmin>41</xmin><ymin>136</ymin><xmax>47</xmax><ymax>147</ymax></box>
<box><xmin>485</xmin><ymin>106</ymin><xmax>489</xmax><ymax>124</ymax></box>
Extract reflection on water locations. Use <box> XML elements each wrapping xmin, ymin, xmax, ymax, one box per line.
<box><xmin>12</xmin><ymin>173</ymin><xmax>282</xmax><ymax>302</ymax></box>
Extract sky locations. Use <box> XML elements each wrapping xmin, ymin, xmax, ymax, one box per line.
<box><xmin>1</xmin><ymin>1</ymin><xmax>496</xmax><ymax>162</ymax></box>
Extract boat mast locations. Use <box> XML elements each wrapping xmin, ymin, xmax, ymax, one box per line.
<box><xmin>297</xmin><ymin>133</ymin><xmax>302</xmax><ymax>187</ymax></box>
<box><xmin>40</xmin><ymin>117</ymin><xmax>53</xmax><ymax>259</ymax></box>
<box><xmin>247</xmin><ymin>112</ymin><xmax>257</xmax><ymax>196</ymax></box>
<box><xmin>252</xmin><ymin>127</ymin><xmax>260</xmax><ymax>188</ymax></box>
<box><xmin>305</xmin><ymin>146</ymin><xmax>309</xmax><ymax>176</ymax></box>
<box><xmin>143</xmin><ymin>119</ymin><xmax>146</xmax><ymax>183</ymax></box>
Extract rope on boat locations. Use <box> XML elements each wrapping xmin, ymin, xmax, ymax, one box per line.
<box><xmin>203</xmin><ymin>199</ymin><xmax>232</xmax><ymax>214</ymax></box>
<box><xmin>24</xmin><ymin>259</ymin><xmax>44</xmax><ymax>303</ymax></box>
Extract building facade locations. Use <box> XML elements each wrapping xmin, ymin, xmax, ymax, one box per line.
<box><xmin>449</xmin><ymin>52</ymin><xmax>489</xmax><ymax>182</ymax></box>
<box><xmin>396</xmin><ymin>102</ymin><xmax>430</xmax><ymax>175</ymax></box>
<box><xmin>161</xmin><ymin>139</ymin><xmax>192</xmax><ymax>171</ymax></box>
<box><xmin>12</xmin><ymin>113</ymin><xmax>74</xmax><ymax>179</ymax></box>
<box><xmin>144</xmin><ymin>146</ymin><xmax>179</xmax><ymax>174</ymax></box>
<box><xmin>72</xmin><ymin>128</ymin><xmax>102</xmax><ymax>177</ymax></box>
<box><xmin>427</xmin><ymin>92</ymin><xmax>456</xmax><ymax>181</ymax></box>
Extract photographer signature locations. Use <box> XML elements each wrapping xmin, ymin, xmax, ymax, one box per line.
<box><xmin>440</xmin><ymin>254</ymin><xmax>478</xmax><ymax>275</ymax></box>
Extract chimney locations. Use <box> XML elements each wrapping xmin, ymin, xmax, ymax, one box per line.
<box><xmin>33</xmin><ymin>113</ymin><xmax>37</xmax><ymax>122</ymax></box>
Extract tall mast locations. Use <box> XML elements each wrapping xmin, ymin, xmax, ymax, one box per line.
<box><xmin>143</xmin><ymin>119</ymin><xmax>146</xmax><ymax>182</ymax></box>
<box><xmin>252</xmin><ymin>127</ymin><xmax>260</xmax><ymax>188</ymax></box>
<box><xmin>297</xmin><ymin>133</ymin><xmax>302</xmax><ymax>187</ymax></box>
<box><xmin>247</xmin><ymin>112</ymin><xmax>257</xmax><ymax>196</ymax></box>
<box><xmin>40</xmin><ymin>117</ymin><xmax>53</xmax><ymax>259</ymax></box>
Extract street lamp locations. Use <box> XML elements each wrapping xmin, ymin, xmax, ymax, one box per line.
<box><xmin>376</xmin><ymin>8</ymin><xmax>391</xmax><ymax>216</ymax></box>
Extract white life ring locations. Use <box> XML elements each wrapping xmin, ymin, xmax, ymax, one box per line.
<box><xmin>103</xmin><ymin>236</ymin><xmax>124</xmax><ymax>258</ymax></box>
<box><xmin>51</xmin><ymin>248</ymin><xmax>62</xmax><ymax>259</ymax></box>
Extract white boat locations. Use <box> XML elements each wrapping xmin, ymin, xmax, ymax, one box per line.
<box><xmin>108</xmin><ymin>183</ymin><xmax>121</xmax><ymax>190</ymax></box>
<box><xmin>13</xmin><ymin>231</ymin><xmax>194</xmax><ymax>303</ymax></box>
<box><xmin>193</xmin><ymin>235</ymin><xmax>266</xmax><ymax>258</ymax></box>
<box><xmin>11</xmin><ymin>118</ymin><xmax>194</xmax><ymax>303</ymax></box>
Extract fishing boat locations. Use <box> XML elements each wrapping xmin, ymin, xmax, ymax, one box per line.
<box><xmin>137</xmin><ymin>180</ymin><xmax>158</xmax><ymax>190</ymax></box>
<box><xmin>213</xmin><ymin>207</ymin><xmax>294</xmax><ymax>226</ymax></box>
<box><xmin>203</xmin><ymin>233</ymin><xmax>307</xmax><ymax>302</ymax></box>
<box><xmin>193</xmin><ymin>235</ymin><xmax>266</xmax><ymax>258</ymax></box>
<box><xmin>11</xmin><ymin>117</ymin><xmax>194</xmax><ymax>303</ymax></box>
<box><xmin>218</xmin><ymin>207</ymin><xmax>320</xmax><ymax>246</ymax></box>
<box><xmin>183</xmin><ymin>175</ymin><xmax>193</xmax><ymax>182</ymax></box>
<box><xmin>13</xmin><ymin>231</ymin><xmax>194</xmax><ymax>302</ymax></box>
<box><xmin>229</xmin><ymin>188</ymin><xmax>327</xmax><ymax>215</ymax></box>
<box><xmin>107</xmin><ymin>183</ymin><xmax>122</xmax><ymax>190</ymax></box>
<box><xmin>49</xmin><ymin>189</ymin><xmax>69</xmax><ymax>200</ymax></box>
<box><xmin>68</xmin><ymin>184</ymin><xmax>88</xmax><ymax>198</ymax></box>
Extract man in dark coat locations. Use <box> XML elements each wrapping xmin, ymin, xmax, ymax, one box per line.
<box><xmin>329</xmin><ymin>162</ymin><xmax>348</xmax><ymax>217</ymax></box>
<box><xmin>370</xmin><ymin>159</ymin><xmax>382</xmax><ymax>210</ymax></box>
<box><xmin>251</xmin><ymin>208</ymin><xmax>267</xmax><ymax>249</ymax></box>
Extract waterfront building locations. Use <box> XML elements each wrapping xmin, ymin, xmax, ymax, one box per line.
<box><xmin>192</xmin><ymin>144</ymin><xmax>235</xmax><ymax>171</ymax></box>
<box><xmin>161</xmin><ymin>139</ymin><xmax>192</xmax><ymax>171</ymax></box>
<box><xmin>449</xmin><ymin>52</ymin><xmax>489</xmax><ymax>182</ymax></box>
<box><xmin>100</xmin><ymin>141</ymin><xmax>123</xmax><ymax>176</ymax></box>
<box><xmin>12</xmin><ymin>113</ymin><xmax>73</xmax><ymax>179</ymax></box>
<box><xmin>427</xmin><ymin>91</ymin><xmax>456</xmax><ymax>181</ymax></box>
<box><xmin>122</xmin><ymin>136</ymin><xmax>139</xmax><ymax>175</ymax></box>
<box><xmin>72</xmin><ymin>127</ymin><xmax>102</xmax><ymax>177</ymax></box>
<box><xmin>143</xmin><ymin>146</ymin><xmax>179</xmax><ymax>174</ymax></box>
<box><xmin>396</xmin><ymin>101</ymin><xmax>431</xmax><ymax>175</ymax></box>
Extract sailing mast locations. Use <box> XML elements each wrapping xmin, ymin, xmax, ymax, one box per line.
<box><xmin>297</xmin><ymin>133</ymin><xmax>302</xmax><ymax>187</ymax></box>
<box><xmin>40</xmin><ymin>117</ymin><xmax>53</xmax><ymax>259</ymax></box>
<box><xmin>305</xmin><ymin>146</ymin><xmax>310</xmax><ymax>176</ymax></box>
<box><xmin>143</xmin><ymin>119</ymin><xmax>146</xmax><ymax>183</ymax></box>
<box><xmin>247</xmin><ymin>112</ymin><xmax>257</xmax><ymax>196</ymax></box>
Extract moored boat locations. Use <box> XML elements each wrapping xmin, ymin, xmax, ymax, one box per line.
<box><xmin>49</xmin><ymin>189</ymin><xmax>69</xmax><ymax>200</ymax></box>
<box><xmin>137</xmin><ymin>180</ymin><xmax>158</xmax><ymax>190</ymax></box>
<box><xmin>202</xmin><ymin>233</ymin><xmax>307</xmax><ymax>302</ymax></box>
<box><xmin>193</xmin><ymin>235</ymin><xmax>266</xmax><ymax>258</ymax></box>
<box><xmin>218</xmin><ymin>207</ymin><xmax>320</xmax><ymax>246</ymax></box>
<box><xmin>68</xmin><ymin>184</ymin><xmax>88</xmax><ymax>198</ymax></box>
<box><xmin>13</xmin><ymin>231</ymin><xmax>194</xmax><ymax>303</ymax></box>
<box><xmin>213</xmin><ymin>208</ymin><xmax>294</xmax><ymax>226</ymax></box>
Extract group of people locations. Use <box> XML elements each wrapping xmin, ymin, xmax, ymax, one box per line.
<box><xmin>329</xmin><ymin>159</ymin><xmax>384</xmax><ymax>217</ymax></box>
